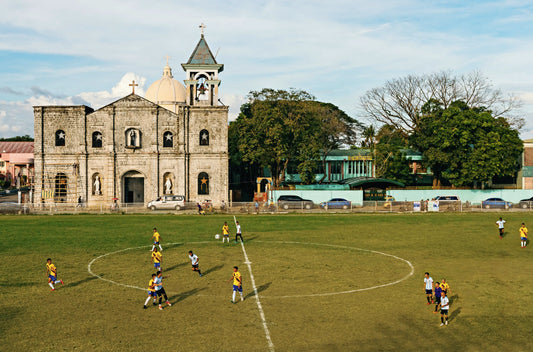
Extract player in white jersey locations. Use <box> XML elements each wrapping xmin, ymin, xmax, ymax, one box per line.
<box><xmin>438</xmin><ymin>291</ymin><xmax>450</xmax><ymax>326</ymax></box>
<box><xmin>496</xmin><ymin>217</ymin><xmax>506</xmax><ymax>239</ymax></box>
<box><xmin>235</xmin><ymin>221</ymin><xmax>243</xmax><ymax>243</ymax></box>
<box><xmin>153</xmin><ymin>271</ymin><xmax>172</xmax><ymax>310</ymax></box>
<box><xmin>188</xmin><ymin>251</ymin><xmax>202</xmax><ymax>277</ymax></box>
<box><xmin>424</xmin><ymin>272</ymin><xmax>434</xmax><ymax>305</ymax></box>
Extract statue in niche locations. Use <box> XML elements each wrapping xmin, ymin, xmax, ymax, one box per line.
<box><xmin>94</xmin><ymin>175</ymin><xmax>101</xmax><ymax>195</ymax></box>
<box><xmin>165</xmin><ymin>177</ymin><xmax>172</xmax><ymax>194</ymax></box>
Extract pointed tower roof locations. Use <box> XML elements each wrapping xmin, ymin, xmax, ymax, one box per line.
<box><xmin>187</xmin><ymin>34</ymin><xmax>217</xmax><ymax>65</ymax></box>
<box><xmin>182</xmin><ymin>34</ymin><xmax>224</xmax><ymax>72</ymax></box>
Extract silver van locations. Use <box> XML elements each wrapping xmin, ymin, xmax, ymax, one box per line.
<box><xmin>147</xmin><ymin>195</ymin><xmax>185</xmax><ymax>210</ymax></box>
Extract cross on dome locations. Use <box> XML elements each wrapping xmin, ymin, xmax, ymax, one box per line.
<box><xmin>165</xmin><ymin>55</ymin><xmax>171</xmax><ymax>66</ymax></box>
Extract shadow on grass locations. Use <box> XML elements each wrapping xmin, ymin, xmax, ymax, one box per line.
<box><xmin>203</xmin><ymin>264</ymin><xmax>224</xmax><ymax>276</ymax></box>
<box><xmin>67</xmin><ymin>275</ymin><xmax>98</xmax><ymax>288</ymax></box>
<box><xmin>241</xmin><ymin>235</ymin><xmax>258</xmax><ymax>243</ymax></box>
<box><xmin>450</xmin><ymin>294</ymin><xmax>459</xmax><ymax>304</ymax></box>
<box><xmin>163</xmin><ymin>243</ymin><xmax>184</xmax><ymax>250</ymax></box>
<box><xmin>449</xmin><ymin>306</ymin><xmax>461</xmax><ymax>322</ymax></box>
<box><xmin>165</xmin><ymin>262</ymin><xmax>188</xmax><ymax>272</ymax></box>
<box><xmin>245</xmin><ymin>282</ymin><xmax>271</xmax><ymax>299</ymax></box>
<box><xmin>170</xmin><ymin>287</ymin><xmax>207</xmax><ymax>304</ymax></box>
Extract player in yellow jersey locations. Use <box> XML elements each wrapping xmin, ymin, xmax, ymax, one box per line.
<box><xmin>46</xmin><ymin>258</ymin><xmax>63</xmax><ymax>291</ymax></box>
<box><xmin>227</xmin><ymin>266</ymin><xmax>243</xmax><ymax>303</ymax></box>
<box><xmin>441</xmin><ymin>278</ymin><xmax>451</xmax><ymax>296</ymax></box>
<box><xmin>520</xmin><ymin>223</ymin><xmax>528</xmax><ymax>248</ymax></box>
<box><xmin>151</xmin><ymin>227</ymin><xmax>163</xmax><ymax>251</ymax></box>
<box><xmin>151</xmin><ymin>247</ymin><xmax>163</xmax><ymax>271</ymax></box>
<box><xmin>143</xmin><ymin>273</ymin><xmax>158</xmax><ymax>309</ymax></box>
<box><xmin>222</xmin><ymin>221</ymin><xmax>230</xmax><ymax>243</ymax></box>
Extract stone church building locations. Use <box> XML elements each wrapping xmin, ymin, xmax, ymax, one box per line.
<box><xmin>33</xmin><ymin>33</ymin><xmax>228</xmax><ymax>207</ymax></box>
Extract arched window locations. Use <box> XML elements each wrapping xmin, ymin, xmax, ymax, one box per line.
<box><xmin>163</xmin><ymin>131</ymin><xmax>173</xmax><ymax>148</ymax></box>
<box><xmin>55</xmin><ymin>130</ymin><xmax>66</xmax><ymax>146</ymax></box>
<box><xmin>198</xmin><ymin>172</ymin><xmax>209</xmax><ymax>195</ymax></box>
<box><xmin>54</xmin><ymin>173</ymin><xmax>68</xmax><ymax>202</ymax></box>
<box><xmin>126</xmin><ymin>128</ymin><xmax>141</xmax><ymax>148</ymax></box>
<box><xmin>92</xmin><ymin>131</ymin><xmax>103</xmax><ymax>148</ymax></box>
<box><xmin>199</xmin><ymin>129</ymin><xmax>209</xmax><ymax>146</ymax></box>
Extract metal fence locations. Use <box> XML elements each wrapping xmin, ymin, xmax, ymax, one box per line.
<box><xmin>2</xmin><ymin>200</ymin><xmax>533</xmax><ymax>215</ymax></box>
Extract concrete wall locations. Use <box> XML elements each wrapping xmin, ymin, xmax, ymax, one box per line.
<box><xmin>272</xmin><ymin>189</ymin><xmax>533</xmax><ymax>206</ymax></box>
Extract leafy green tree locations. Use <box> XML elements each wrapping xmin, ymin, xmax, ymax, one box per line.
<box><xmin>0</xmin><ymin>135</ymin><xmax>34</xmax><ymax>141</ymax></box>
<box><xmin>373</xmin><ymin>125</ymin><xmax>411</xmax><ymax>184</ymax></box>
<box><xmin>230</xmin><ymin>88</ymin><xmax>361</xmax><ymax>187</ymax></box>
<box><xmin>411</xmin><ymin>100</ymin><xmax>523</xmax><ymax>188</ymax></box>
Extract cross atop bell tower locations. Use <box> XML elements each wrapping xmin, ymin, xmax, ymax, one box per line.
<box><xmin>182</xmin><ymin>25</ymin><xmax>224</xmax><ymax>106</ymax></box>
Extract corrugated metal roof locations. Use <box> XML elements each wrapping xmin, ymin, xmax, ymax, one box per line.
<box><xmin>0</xmin><ymin>142</ymin><xmax>34</xmax><ymax>154</ymax></box>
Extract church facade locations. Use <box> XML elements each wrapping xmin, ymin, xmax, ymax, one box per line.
<box><xmin>33</xmin><ymin>33</ymin><xmax>228</xmax><ymax>207</ymax></box>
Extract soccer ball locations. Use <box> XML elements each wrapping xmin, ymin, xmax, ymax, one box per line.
<box><xmin>215</xmin><ymin>234</ymin><xmax>220</xmax><ymax>240</ymax></box>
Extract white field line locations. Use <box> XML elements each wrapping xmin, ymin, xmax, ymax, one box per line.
<box><xmin>235</xmin><ymin>216</ymin><xmax>275</xmax><ymax>352</ymax></box>
<box><xmin>87</xmin><ymin>240</ymin><xmax>413</xmax><ymax>300</ymax></box>
<box><xmin>255</xmin><ymin>241</ymin><xmax>414</xmax><ymax>298</ymax></box>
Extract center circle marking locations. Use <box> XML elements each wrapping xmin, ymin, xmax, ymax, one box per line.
<box><xmin>87</xmin><ymin>240</ymin><xmax>414</xmax><ymax>298</ymax></box>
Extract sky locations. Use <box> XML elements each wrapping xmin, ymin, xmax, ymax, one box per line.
<box><xmin>1</xmin><ymin>0</ymin><xmax>533</xmax><ymax>139</ymax></box>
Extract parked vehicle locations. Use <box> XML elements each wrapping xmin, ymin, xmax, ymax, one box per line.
<box><xmin>434</xmin><ymin>195</ymin><xmax>460</xmax><ymax>201</ymax></box>
<box><xmin>320</xmin><ymin>198</ymin><xmax>351</xmax><ymax>210</ymax></box>
<box><xmin>518</xmin><ymin>196</ymin><xmax>533</xmax><ymax>209</ymax></box>
<box><xmin>147</xmin><ymin>195</ymin><xmax>185</xmax><ymax>210</ymax></box>
<box><xmin>277</xmin><ymin>195</ymin><xmax>314</xmax><ymax>210</ymax></box>
<box><xmin>481</xmin><ymin>197</ymin><xmax>513</xmax><ymax>209</ymax></box>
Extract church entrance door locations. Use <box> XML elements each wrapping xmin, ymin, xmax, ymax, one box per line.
<box><xmin>123</xmin><ymin>171</ymin><xmax>144</xmax><ymax>204</ymax></box>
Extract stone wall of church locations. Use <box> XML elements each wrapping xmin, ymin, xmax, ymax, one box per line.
<box><xmin>34</xmin><ymin>96</ymin><xmax>229</xmax><ymax>207</ymax></box>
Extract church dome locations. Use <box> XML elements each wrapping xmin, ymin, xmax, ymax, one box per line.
<box><xmin>145</xmin><ymin>64</ymin><xmax>186</xmax><ymax>109</ymax></box>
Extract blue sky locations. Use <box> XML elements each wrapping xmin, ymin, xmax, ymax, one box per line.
<box><xmin>1</xmin><ymin>0</ymin><xmax>532</xmax><ymax>139</ymax></box>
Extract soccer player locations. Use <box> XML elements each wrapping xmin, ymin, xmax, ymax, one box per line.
<box><xmin>228</xmin><ymin>266</ymin><xmax>243</xmax><ymax>303</ymax></box>
<box><xmin>151</xmin><ymin>228</ymin><xmax>163</xmax><ymax>251</ymax></box>
<box><xmin>424</xmin><ymin>272</ymin><xmax>434</xmax><ymax>305</ymax></box>
<box><xmin>152</xmin><ymin>247</ymin><xmax>162</xmax><ymax>271</ymax></box>
<box><xmin>188</xmin><ymin>250</ymin><xmax>202</xmax><ymax>277</ymax></box>
<box><xmin>520</xmin><ymin>223</ymin><xmax>528</xmax><ymax>248</ymax></box>
<box><xmin>235</xmin><ymin>221</ymin><xmax>243</xmax><ymax>243</ymax></box>
<box><xmin>222</xmin><ymin>221</ymin><xmax>230</xmax><ymax>243</ymax></box>
<box><xmin>153</xmin><ymin>271</ymin><xmax>172</xmax><ymax>310</ymax></box>
<box><xmin>143</xmin><ymin>273</ymin><xmax>158</xmax><ymax>309</ymax></box>
<box><xmin>441</xmin><ymin>278</ymin><xmax>451</xmax><ymax>296</ymax></box>
<box><xmin>438</xmin><ymin>290</ymin><xmax>450</xmax><ymax>326</ymax></box>
<box><xmin>433</xmin><ymin>282</ymin><xmax>442</xmax><ymax>313</ymax></box>
<box><xmin>46</xmin><ymin>258</ymin><xmax>64</xmax><ymax>291</ymax></box>
<box><xmin>496</xmin><ymin>217</ymin><xmax>506</xmax><ymax>239</ymax></box>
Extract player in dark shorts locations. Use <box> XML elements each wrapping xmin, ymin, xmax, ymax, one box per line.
<box><xmin>433</xmin><ymin>282</ymin><xmax>442</xmax><ymax>313</ymax></box>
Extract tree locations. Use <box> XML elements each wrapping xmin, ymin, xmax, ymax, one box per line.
<box><xmin>410</xmin><ymin>100</ymin><xmax>523</xmax><ymax>188</ymax></box>
<box><xmin>231</xmin><ymin>88</ymin><xmax>361</xmax><ymax>187</ymax></box>
<box><xmin>360</xmin><ymin>70</ymin><xmax>522</xmax><ymax>134</ymax></box>
<box><xmin>373</xmin><ymin>125</ymin><xmax>411</xmax><ymax>184</ymax></box>
<box><xmin>0</xmin><ymin>135</ymin><xmax>34</xmax><ymax>141</ymax></box>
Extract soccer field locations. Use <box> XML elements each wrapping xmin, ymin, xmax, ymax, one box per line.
<box><xmin>0</xmin><ymin>213</ymin><xmax>531</xmax><ymax>351</ymax></box>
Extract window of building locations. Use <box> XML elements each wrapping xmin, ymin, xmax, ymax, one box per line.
<box><xmin>198</xmin><ymin>172</ymin><xmax>209</xmax><ymax>195</ymax></box>
<box><xmin>163</xmin><ymin>131</ymin><xmax>173</xmax><ymax>148</ymax></box>
<box><xmin>199</xmin><ymin>129</ymin><xmax>209</xmax><ymax>146</ymax></box>
<box><xmin>92</xmin><ymin>131</ymin><xmax>103</xmax><ymax>148</ymax></box>
<box><xmin>54</xmin><ymin>173</ymin><xmax>68</xmax><ymax>202</ymax></box>
<box><xmin>55</xmin><ymin>130</ymin><xmax>66</xmax><ymax>146</ymax></box>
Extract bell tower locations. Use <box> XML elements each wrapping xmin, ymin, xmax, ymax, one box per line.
<box><xmin>182</xmin><ymin>23</ymin><xmax>224</xmax><ymax>106</ymax></box>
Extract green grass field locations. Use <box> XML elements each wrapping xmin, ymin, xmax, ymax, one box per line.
<box><xmin>0</xmin><ymin>213</ymin><xmax>531</xmax><ymax>351</ymax></box>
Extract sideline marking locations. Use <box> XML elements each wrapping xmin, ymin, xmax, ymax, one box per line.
<box><xmin>236</xmin><ymin>216</ymin><xmax>275</xmax><ymax>351</ymax></box>
<box><xmin>87</xmin><ymin>240</ymin><xmax>413</xmax><ymax>299</ymax></box>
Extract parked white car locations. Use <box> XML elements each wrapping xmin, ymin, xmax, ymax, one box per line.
<box><xmin>147</xmin><ymin>195</ymin><xmax>185</xmax><ymax>210</ymax></box>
